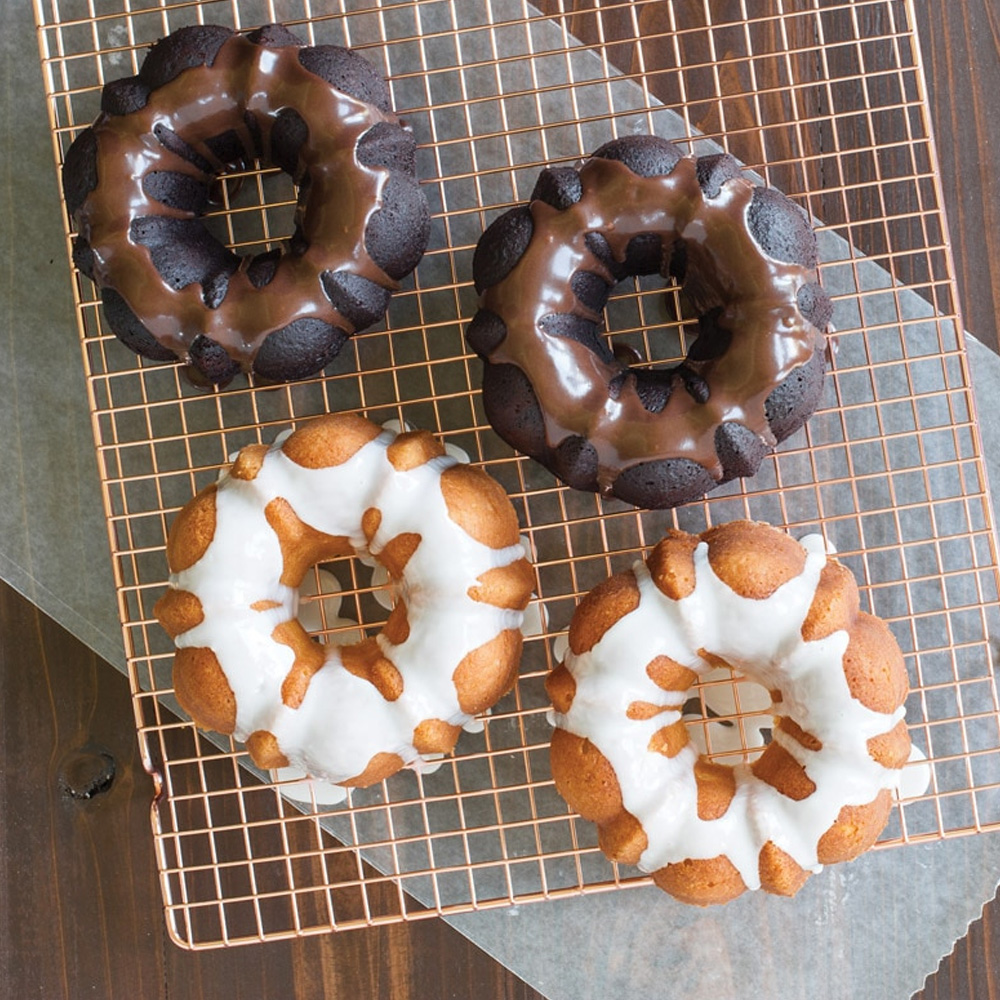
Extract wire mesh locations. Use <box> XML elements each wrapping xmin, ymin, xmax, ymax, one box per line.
<box><xmin>33</xmin><ymin>0</ymin><xmax>1000</xmax><ymax>948</ymax></box>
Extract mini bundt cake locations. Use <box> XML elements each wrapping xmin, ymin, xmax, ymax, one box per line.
<box><xmin>154</xmin><ymin>413</ymin><xmax>535</xmax><ymax>787</ymax></box>
<box><xmin>468</xmin><ymin>135</ymin><xmax>831</xmax><ymax>509</ymax></box>
<box><xmin>546</xmin><ymin>520</ymin><xmax>910</xmax><ymax>905</ymax></box>
<box><xmin>62</xmin><ymin>23</ymin><xmax>430</xmax><ymax>384</ymax></box>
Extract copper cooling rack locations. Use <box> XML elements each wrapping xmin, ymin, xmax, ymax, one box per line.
<box><xmin>34</xmin><ymin>0</ymin><xmax>1000</xmax><ymax>947</ymax></box>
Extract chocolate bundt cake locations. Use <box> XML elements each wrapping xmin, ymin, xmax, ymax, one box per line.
<box><xmin>154</xmin><ymin>413</ymin><xmax>535</xmax><ymax>788</ymax></box>
<box><xmin>468</xmin><ymin>135</ymin><xmax>832</xmax><ymax>509</ymax></box>
<box><xmin>546</xmin><ymin>520</ymin><xmax>910</xmax><ymax>905</ymax></box>
<box><xmin>62</xmin><ymin>23</ymin><xmax>430</xmax><ymax>384</ymax></box>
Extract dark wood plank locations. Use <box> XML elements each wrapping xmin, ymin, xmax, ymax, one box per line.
<box><xmin>914</xmin><ymin>0</ymin><xmax>1000</xmax><ymax>355</ymax></box>
<box><xmin>0</xmin><ymin>581</ymin><xmax>543</xmax><ymax>999</ymax></box>
<box><xmin>917</xmin><ymin>888</ymin><xmax>1000</xmax><ymax>1000</ymax></box>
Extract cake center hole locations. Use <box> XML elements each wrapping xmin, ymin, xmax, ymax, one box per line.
<box><xmin>202</xmin><ymin>165</ymin><xmax>298</xmax><ymax>258</ymax></box>
<box><xmin>683</xmin><ymin>667</ymin><xmax>774</xmax><ymax>763</ymax></box>
<box><xmin>602</xmin><ymin>274</ymin><xmax>699</xmax><ymax>370</ymax></box>
<box><xmin>297</xmin><ymin>559</ymin><xmax>395</xmax><ymax>645</ymax></box>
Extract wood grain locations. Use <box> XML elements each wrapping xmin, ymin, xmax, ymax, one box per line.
<box><xmin>0</xmin><ymin>582</ymin><xmax>543</xmax><ymax>999</ymax></box>
<box><xmin>918</xmin><ymin>891</ymin><xmax>1000</xmax><ymax>1000</ymax></box>
<box><xmin>913</xmin><ymin>0</ymin><xmax>1000</xmax><ymax>354</ymax></box>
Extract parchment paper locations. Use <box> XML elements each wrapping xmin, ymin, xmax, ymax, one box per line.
<box><xmin>7</xmin><ymin>2</ymin><xmax>1000</xmax><ymax>997</ymax></box>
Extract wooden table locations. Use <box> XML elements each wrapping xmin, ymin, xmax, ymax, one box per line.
<box><xmin>3</xmin><ymin>3</ymin><xmax>999</xmax><ymax>997</ymax></box>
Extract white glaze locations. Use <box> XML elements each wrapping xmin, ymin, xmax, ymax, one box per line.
<box><xmin>168</xmin><ymin>425</ymin><xmax>527</xmax><ymax>785</ymax></box>
<box><xmin>552</xmin><ymin>535</ymin><xmax>906</xmax><ymax>889</ymax></box>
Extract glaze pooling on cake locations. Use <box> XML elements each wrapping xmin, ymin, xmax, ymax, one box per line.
<box><xmin>154</xmin><ymin>414</ymin><xmax>534</xmax><ymax>787</ymax></box>
<box><xmin>468</xmin><ymin>136</ymin><xmax>831</xmax><ymax>509</ymax></box>
<box><xmin>62</xmin><ymin>24</ymin><xmax>430</xmax><ymax>384</ymax></box>
<box><xmin>546</xmin><ymin>521</ymin><xmax>910</xmax><ymax>905</ymax></box>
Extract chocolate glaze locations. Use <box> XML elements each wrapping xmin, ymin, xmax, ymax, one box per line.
<box><xmin>64</xmin><ymin>25</ymin><xmax>428</xmax><ymax>383</ymax></box>
<box><xmin>469</xmin><ymin>144</ymin><xmax>829</xmax><ymax>508</ymax></box>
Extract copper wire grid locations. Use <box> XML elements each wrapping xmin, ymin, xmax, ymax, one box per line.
<box><xmin>33</xmin><ymin>0</ymin><xmax>1000</xmax><ymax>947</ymax></box>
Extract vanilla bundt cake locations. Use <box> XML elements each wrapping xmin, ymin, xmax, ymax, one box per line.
<box><xmin>546</xmin><ymin>520</ymin><xmax>910</xmax><ymax>904</ymax></box>
<box><xmin>154</xmin><ymin>414</ymin><xmax>535</xmax><ymax>786</ymax></box>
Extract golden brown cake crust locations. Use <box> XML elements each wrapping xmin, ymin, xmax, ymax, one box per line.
<box><xmin>344</xmin><ymin>752</ymin><xmax>407</xmax><ymax>787</ymax></box>
<box><xmin>802</xmin><ymin>559</ymin><xmax>859</xmax><ymax>640</ymax></box>
<box><xmin>653</xmin><ymin>856</ymin><xmax>747</xmax><ymax>906</ymax></box>
<box><xmin>645</xmin><ymin>655</ymin><xmax>698</xmax><ymax>696</ymax></box>
<box><xmin>231</xmin><ymin>443</ymin><xmax>269</xmax><ymax>481</ymax></box>
<box><xmin>758</xmin><ymin>841</ymin><xmax>810</xmax><ymax>897</ymax></box>
<box><xmin>842</xmin><ymin>612</ymin><xmax>910</xmax><ymax>714</ymax></box>
<box><xmin>453</xmin><ymin>629</ymin><xmax>524</xmax><ymax>715</ymax></box>
<box><xmin>439</xmin><ymin>464</ymin><xmax>523</xmax><ymax>549</ymax></box>
<box><xmin>272</xmin><ymin>620</ymin><xmax>327</xmax><ymax>709</ymax></box>
<box><xmin>694</xmin><ymin>759</ymin><xmax>736</xmax><ymax>821</ymax></box>
<box><xmin>816</xmin><ymin>791</ymin><xmax>893</xmax><ymax>864</ymax></box>
<box><xmin>469</xmin><ymin>560</ymin><xmax>536</xmax><ymax>610</ymax></box>
<box><xmin>339</xmin><ymin>638</ymin><xmax>405</xmax><ymax>702</ymax></box>
<box><xmin>412</xmin><ymin>719</ymin><xmax>462</xmax><ymax>755</ymax></box>
<box><xmin>545</xmin><ymin>663</ymin><xmax>576</xmax><ymax>715</ymax></box>
<box><xmin>751</xmin><ymin>743</ymin><xmax>818</xmax><ymax>801</ymax></box>
<box><xmin>166</xmin><ymin>485</ymin><xmax>217</xmax><ymax>574</ymax></box>
<box><xmin>648</xmin><ymin>721</ymin><xmax>689</xmax><ymax>759</ymax></box>
<box><xmin>153</xmin><ymin>588</ymin><xmax>203</xmax><ymax>638</ymax></box>
<box><xmin>549</xmin><ymin>728</ymin><xmax>625</xmax><ymax>825</ymax></box>
<box><xmin>386</xmin><ymin>429</ymin><xmax>446</xmax><ymax>471</ymax></box>
<box><xmin>646</xmin><ymin>530</ymin><xmax>699</xmax><ymax>600</ymax></box>
<box><xmin>246</xmin><ymin>730</ymin><xmax>289</xmax><ymax>769</ymax></box>
<box><xmin>567</xmin><ymin>571</ymin><xmax>639</xmax><ymax>655</ymax></box>
<box><xmin>703</xmin><ymin>520</ymin><xmax>806</xmax><ymax>599</ymax></box>
<box><xmin>264</xmin><ymin>496</ymin><xmax>353</xmax><ymax>586</ymax></box>
<box><xmin>281</xmin><ymin>413</ymin><xmax>381</xmax><ymax>469</ymax></box>
<box><xmin>173</xmin><ymin>646</ymin><xmax>237</xmax><ymax>735</ymax></box>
